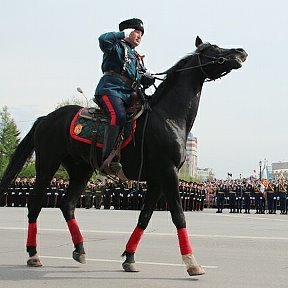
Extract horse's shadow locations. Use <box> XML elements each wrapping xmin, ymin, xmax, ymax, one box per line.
<box><xmin>0</xmin><ymin>264</ymin><xmax>200</xmax><ymax>282</ymax></box>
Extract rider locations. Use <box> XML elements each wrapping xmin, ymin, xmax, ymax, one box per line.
<box><xmin>94</xmin><ymin>18</ymin><xmax>155</xmax><ymax>175</ymax></box>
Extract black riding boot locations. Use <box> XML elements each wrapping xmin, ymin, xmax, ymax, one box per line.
<box><xmin>101</xmin><ymin>125</ymin><xmax>122</xmax><ymax>173</ymax></box>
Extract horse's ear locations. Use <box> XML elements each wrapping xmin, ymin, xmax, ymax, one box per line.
<box><xmin>195</xmin><ymin>36</ymin><xmax>203</xmax><ymax>47</ymax></box>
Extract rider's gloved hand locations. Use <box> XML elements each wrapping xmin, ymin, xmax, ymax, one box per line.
<box><xmin>123</xmin><ymin>28</ymin><xmax>135</xmax><ymax>38</ymax></box>
<box><xmin>143</xmin><ymin>70</ymin><xmax>154</xmax><ymax>78</ymax></box>
<box><xmin>141</xmin><ymin>71</ymin><xmax>155</xmax><ymax>89</ymax></box>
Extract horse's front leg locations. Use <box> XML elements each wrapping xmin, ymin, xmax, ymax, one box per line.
<box><xmin>60</xmin><ymin>166</ymin><xmax>92</xmax><ymax>264</ymax></box>
<box><xmin>163</xmin><ymin>166</ymin><xmax>205</xmax><ymax>276</ymax></box>
<box><xmin>122</xmin><ymin>180</ymin><xmax>161</xmax><ymax>272</ymax></box>
<box><xmin>60</xmin><ymin>196</ymin><xmax>86</xmax><ymax>263</ymax></box>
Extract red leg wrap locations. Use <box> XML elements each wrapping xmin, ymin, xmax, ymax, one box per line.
<box><xmin>67</xmin><ymin>219</ymin><xmax>84</xmax><ymax>244</ymax></box>
<box><xmin>27</xmin><ymin>223</ymin><xmax>37</xmax><ymax>247</ymax></box>
<box><xmin>125</xmin><ymin>227</ymin><xmax>144</xmax><ymax>253</ymax></box>
<box><xmin>177</xmin><ymin>228</ymin><xmax>192</xmax><ymax>255</ymax></box>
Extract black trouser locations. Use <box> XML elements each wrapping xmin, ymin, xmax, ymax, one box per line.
<box><xmin>243</xmin><ymin>193</ymin><xmax>251</xmax><ymax>212</ymax></box>
<box><xmin>236</xmin><ymin>196</ymin><xmax>242</xmax><ymax>212</ymax></box>
<box><xmin>255</xmin><ymin>193</ymin><xmax>261</xmax><ymax>213</ymax></box>
<box><xmin>279</xmin><ymin>192</ymin><xmax>287</xmax><ymax>213</ymax></box>
<box><xmin>229</xmin><ymin>193</ymin><xmax>236</xmax><ymax>212</ymax></box>
<box><xmin>216</xmin><ymin>194</ymin><xmax>224</xmax><ymax>212</ymax></box>
<box><xmin>267</xmin><ymin>192</ymin><xmax>276</xmax><ymax>213</ymax></box>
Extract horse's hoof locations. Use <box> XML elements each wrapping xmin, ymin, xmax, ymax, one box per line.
<box><xmin>122</xmin><ymin>262</ymin><xmax>139</xmax><ymax>272</ymax></box>
<box><xmin>187</xmin><ymin>265</ymin><xmax>205</xmax><ymax>276</ymax></box>
<box><xmin>27</xmin><ymin>257</ymin><xmax>43</xmax><ymax>267</ymax></box>
<box><xmin>73</xmin><ymin>251</ymin><xmax>86</xmax><ymax>264</ymax></box>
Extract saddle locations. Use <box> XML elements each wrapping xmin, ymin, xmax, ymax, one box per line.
<box><xmin>79</xmin><ymin>107</ymin><xmax>108</xmax><ymax>121</ymax></box>
<box><xmin>70</xmin><ymin>107</ymin><xmax>139</xmax><ymax>181</ymax></box>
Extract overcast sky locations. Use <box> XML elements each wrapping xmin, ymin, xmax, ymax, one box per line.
<box><xmin>1</xmin><ymin>0</ymin><xmax>288</xmax><ymax>179</ymax></box>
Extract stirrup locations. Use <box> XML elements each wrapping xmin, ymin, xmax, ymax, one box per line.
<box><xmin>100</xmin><ymin>159</ymin><xmax>128</xmax><ymax>182</ymax></box>
<box><xmin>110</xmin><ymin>162</ymin><xmax>122</xmax><ymax>173</ymax></box>
<box><xmin>101</xmin><ymin>158</ymin><xmax>122</xmax><ymax>174</ymax></box>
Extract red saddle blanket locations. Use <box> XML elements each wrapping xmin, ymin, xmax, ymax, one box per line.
<box><xmin>70</xmin><ymin>108</ymin><xmax>136</xmax><ymax>149</ymax></box>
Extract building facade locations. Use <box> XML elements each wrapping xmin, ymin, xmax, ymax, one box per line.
<box><xmin>196</xmin><ymin>167</ymin><xmax>214</xmax><ymax>182</ymax></box>
<box><xmin>270</xmin><ymin>162</ymin><xmax>288</xmax><ymax>179</ymax></box>
<box><xmin>180</xmin><ymin>132</ymin><xmax>198</xmax><ymax>178</ymax></box>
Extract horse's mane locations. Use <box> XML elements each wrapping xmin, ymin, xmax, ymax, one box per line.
<box><xmin>150</xmin><ymin>42</ymin><xmax>211</xmax><ymax>106</ymax></box>
<box><xmin>164</xmin><ymin>53</ymin><xmax>193</xmax><ymax>76</ymax></box>
<box><xmin>150</xmin><ymin>53</ymin><xmax>194</xmax><ymax>106</ymax></box>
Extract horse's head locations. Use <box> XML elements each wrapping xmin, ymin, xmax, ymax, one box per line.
<box><xmin>194</xmin><ymin>36</ymin><xmax>248</xmax><ymax>81</ymax></box>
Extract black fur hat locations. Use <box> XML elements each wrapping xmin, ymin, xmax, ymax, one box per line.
<box><xmin>119</xmin><ymin>18</ymin><xmax>144</xmax><ymax>35</ymax></box>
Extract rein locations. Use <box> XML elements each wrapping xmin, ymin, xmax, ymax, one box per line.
<box><xmin>152</xmin><ymin>52</ymin><xmax>230</xmax><ymax>82</ymax></box>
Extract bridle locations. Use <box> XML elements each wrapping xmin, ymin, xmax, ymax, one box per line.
<box><xmin>152</xmin><ymin>48</ymin><xmax>231</xmax><ymax>82</ymax></box>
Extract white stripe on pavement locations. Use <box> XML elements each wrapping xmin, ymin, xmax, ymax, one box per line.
<box><xmin>1</xmin><ymin>226</ymin><xmax>288</xmax><ymax>241</ymax></box>
<box><xmin>41</xmin><ymin>255</ymin><xmax>218</xmax><ymax>269</ymax></box>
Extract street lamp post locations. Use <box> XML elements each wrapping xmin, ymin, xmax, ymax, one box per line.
<box><xmin>259</xmin><ymin>161</ymin><xmax>262</xmax><ymax>181</ymax></box>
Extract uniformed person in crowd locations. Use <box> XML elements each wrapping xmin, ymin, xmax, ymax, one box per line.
<box><xmin>102</xmin><ymin>180</ymin><xmax>113</xmax><ymax>209</ymax></box>
<box><xmin>120</xmin><ymin>181</ymin><xmax>131</xmax><ymax>209</ymax></box>
<box><xmin>216</xmin><ymin>181</ymin><xmax>227</xmax><ymax>213</ymax></box>
<box><xmin>111</xmin><ymin>181</ymin><xmax>125</xmax><ymax>210</ymax></box>
<box><xmin>236</xmin><ymin>181</ymin><xmax>243</xmax><ymax>213</ymax></box>
<box><xmin>83</xmin><ymin>181</ymin><xmax>94</xmax><ymax>209</ymax></box>
<box><xmin>194</xmin><ymin>183</ymin><xmax>203</xmax><ymax>211</ymax></box>
<box><xmin>179</xmin><ymin>181</ymin><xmax>186</xmax><ymax>211</ymax></box>
<box><xmin>228</xmin><ymin>182</ymin><xmax>237</xmax><ymax>213</ymax></box>
<box><xmin>278</xmin><ymin>179</ymin><xmax>287</xmax><ymax>215</ymax></box>
<box><xmin>93</xmin><ymin>179</ymin><xmax>103</xmax><ymax>209</ymax></box>
<box><xmin>25</xmin><ymin>177</ymin><xmax>35</xmax><ymax>207</ymax></box>
<box><xmin>198</xmin><ymin>184</ymin><xmax>206</xmax><ymax>211</ymax></box>
<box><xmin>135</xmin><ymin>182</ymin><xmax>146</xmax><ymax>210</ymax></box>
<box><xmin>13</xmin><ymin>177</ymin><xmax>23</xmax><ymax>207</ymax></box>
<box><xmin>243</xmin><ymin>181</ymin><xmax>253</xmax><ymax>214</ymax></box>
<box><xmin>18</xmin><ymin>177</ymin><xmax>27</xmax><ymax>207</ymax></box>
<box><xmin>205</xmin><ymin>182</ymin><xmax>215</xmax><ymax>209</ymax></box>
<box><xmin>127</xmin><ymin>185</ymin><xmax>138</xmax><ymax>210</ymax></box>
<box><xmin>193</xmin><ymin>183</ymin><xmax>199</xmax><ymax>211</ymax></box>
<box><xmin>260</xmin><ymin>183</ymin><xmax>266</xmax><ymax>214</ymax></box>
<box><xmin>254</xmin><ymin>181</ymin><xmax>262</xmax><ymax>214</ymax></box>
<box><xmin>272</xmin><ymin>181</ymin><xmax>278</xmax><ymax>214</ymax></box>
<box><xmin>55</xmin><ymin>178</ymin><xmax>68</xmax><ymax>207</ymax></box>
<box><xmin>45</xmin><ymin>178</ymin><xmax>58</xmax><ymax>208</ymax></box>
<box><xmin>6</xmin><ymin>177</ymin><xmax>17</xmax><ymax>207</ymax></box>
<box><xmin>188</xmin><ymin>182</ymin><xmax>196</xmax><ymax>211</ymax></box>
<box><xmin>266</xmin><ymin>181</ymin><xmax>276</xmax><ymax>214</ymax></box>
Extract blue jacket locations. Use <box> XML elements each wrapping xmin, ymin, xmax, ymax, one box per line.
<box><xmin>95</xmin><ymin>31</ymin><xmax>143</xmax><ymax>104</ymax></box>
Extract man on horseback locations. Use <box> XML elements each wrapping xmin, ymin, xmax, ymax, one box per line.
<box><xmin>94</xmin><ymin>18</ymin><xmax>155</xmax><ymax>176</ymax></box>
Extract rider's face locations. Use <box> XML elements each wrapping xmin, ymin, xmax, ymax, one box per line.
<box><xmin>126</xmin><ymin>30</ymin><xmax>142</xmax><ymax>48</ymax></box>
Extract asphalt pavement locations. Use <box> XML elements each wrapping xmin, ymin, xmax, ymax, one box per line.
<box><xmin>0</xmin><ymin>207</ymin><xmax>287</xmax><ymax>288</ymax></box>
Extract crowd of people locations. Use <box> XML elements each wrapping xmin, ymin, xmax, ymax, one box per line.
<box><xmin>1</xmin><ymin>176</ymin><xmax>288</xmax><ymax>215</ymax></box>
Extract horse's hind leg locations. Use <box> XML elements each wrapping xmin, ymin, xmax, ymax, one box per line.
<box><xmin>163</xmin><ymin>166</ymin><xmax>205</xmax><ymax>276</ymax></box>
<box><xmin>26</xmin><ymin>165</ymin><xmax>60</xmax><ymax>267</ymax></box>
<box><xmin>60</xmin><ymin>162</ymin><xmax>92</xmax><ymax>264</ymax></box>
<box><xmin>122</xmin><ymin>179</ymin><xmax>161</xmax><ymax>272</ymax></box>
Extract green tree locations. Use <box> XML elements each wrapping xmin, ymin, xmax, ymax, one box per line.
<box><xmin>0</xmin><ymin>106</ymin><xmax>21</xmax><ymax>176</ymax></box>
<box><xmin>55</xmin><ymin>95</ymin><xmax>90</xmax><ymax>110</ymax></box>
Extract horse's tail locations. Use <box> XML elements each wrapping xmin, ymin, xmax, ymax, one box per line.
<box><xmin>0</xmin><ymin>116</ymin><xmax>44</xmax><ymax>198</ymax></box>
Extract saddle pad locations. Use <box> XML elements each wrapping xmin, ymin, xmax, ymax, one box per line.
<box><xmin>70</xmin><ymin>108</ymin><xmax>136</xmax><ymax>149</ymax></box>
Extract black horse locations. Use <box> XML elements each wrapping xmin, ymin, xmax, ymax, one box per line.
<box><xmin>0</xmin><ymin>36</ymin><xmax>247</xmax><ymax>276</ymax></box>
